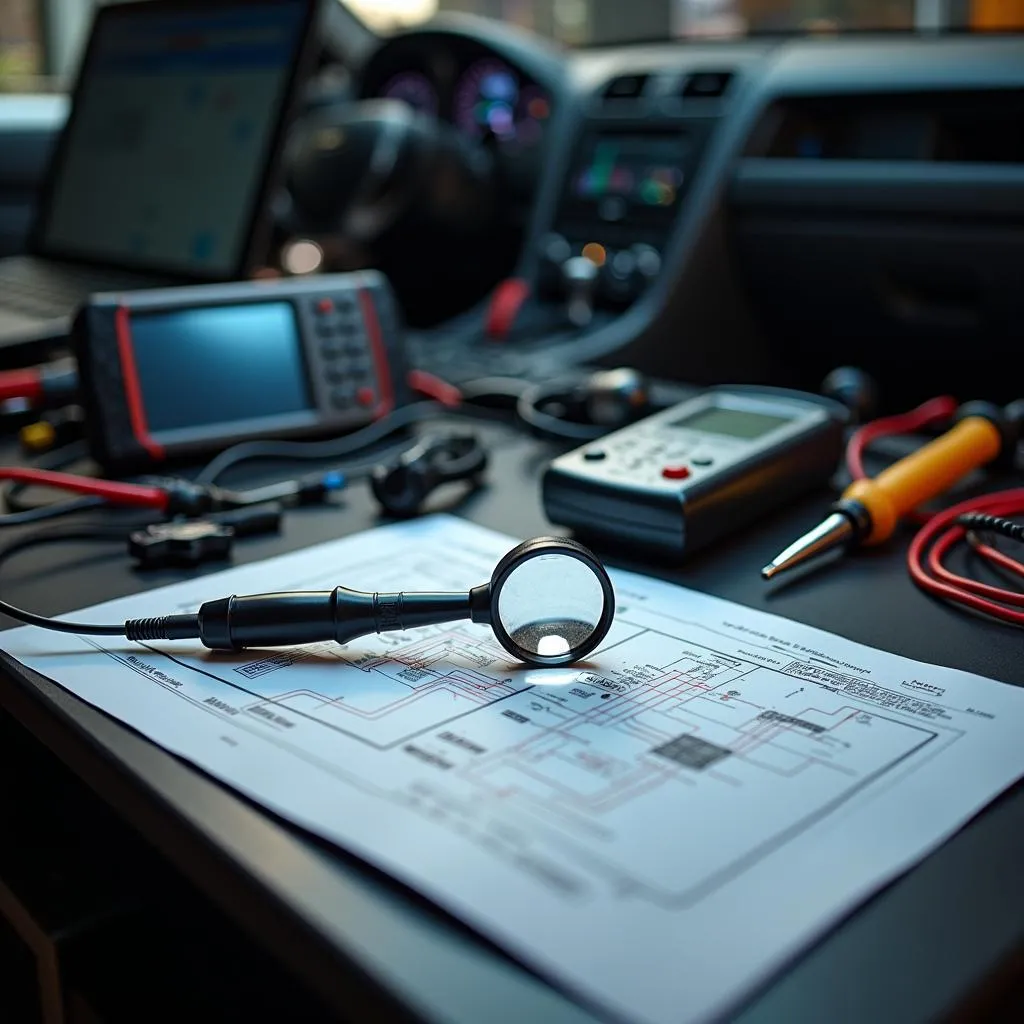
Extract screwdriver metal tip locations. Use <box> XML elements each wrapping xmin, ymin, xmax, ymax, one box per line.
<box><xmin>759</xmin><ymin>512</ymin><xmax>856</xmax><ymax>582</ymax></box>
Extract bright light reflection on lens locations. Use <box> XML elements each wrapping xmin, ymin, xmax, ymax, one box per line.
<box><xmin>496</xmin><ymin>553</ymin><xmax>606</xmax><ymax>661</ymax></box>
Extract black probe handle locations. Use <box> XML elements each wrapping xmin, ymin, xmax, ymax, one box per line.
<box><xmin>195</xmin><ymin>587</ymin><xmax>474</xmax><ymax>651</ymax></box>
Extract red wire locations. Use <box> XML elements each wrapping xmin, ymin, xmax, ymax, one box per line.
<box><xmin>849</xmin><ymin>398</ymin><xmax>1024</xmax><ymax>626</ymax></box>
<box><xmin>966</xmin><ymin>535</ymin><xmax>1024</xmax><ymax>581</ymax></box>
<box><xmin>0</xmin><ymin>468</ymin><xmax>168</xmax><ymax>510</ymax></box>
<box><xmin>0</xmin><ymin>368</ymin><xmax>43</xmax><ymax>404</ymax></box>
<box><xmin>406</xmin><ymin>370</ymin><xmax>463</xmax><ymax>409</ymax></box>
<box><xmin>907</xmin><ymin>490</ymin><xmax>1024</xmax><ymax>625</ymax></box>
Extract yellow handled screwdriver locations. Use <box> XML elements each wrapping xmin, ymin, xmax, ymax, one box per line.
<box><xmin>761</xmin><ymin>401</ymin><xmax>1018</xmax><ymax>580</ymax></box>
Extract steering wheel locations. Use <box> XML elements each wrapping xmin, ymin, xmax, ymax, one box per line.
<box><xmin>283</xmin><ymin>99</ymin><xmax>497</xmax><ymax>250</ymax></box>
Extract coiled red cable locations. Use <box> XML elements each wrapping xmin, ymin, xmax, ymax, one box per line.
<box><xmin>907</xmin><ymin>490</ymin><xmax>1024</xmax><ymax>626</ymax></box>
<box><xmin>848</xmin><ymin>397</ymin><xmax>1024</xmax><ymax>626</ymax></box>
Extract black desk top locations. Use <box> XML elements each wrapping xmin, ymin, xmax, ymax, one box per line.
<box><xmin>1</xmin><ymin>416</ymin><xmax>1022</xmax><ymax>1023</ymax></box>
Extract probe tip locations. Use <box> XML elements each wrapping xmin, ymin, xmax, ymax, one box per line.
<box><xmin>759</xmin><ymin>512</ymin><xmax>856</xmax><ymax>582</ymax></box>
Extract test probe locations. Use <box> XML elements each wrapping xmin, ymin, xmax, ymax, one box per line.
<box><xmin>764</xmin><ymin>397</ymin><xmax>1024</xmax><ymax>627</ymax></box>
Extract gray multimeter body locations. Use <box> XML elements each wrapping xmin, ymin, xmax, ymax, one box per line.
<box><xmin>542</xmin><ymin>386</ymin><xmax>848</xmax><ymax>557</ymax></box>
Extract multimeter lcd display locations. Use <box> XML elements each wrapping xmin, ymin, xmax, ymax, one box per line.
<box><xmin>129</xmin><ymin>302</ymin><xmax>314</xmax><ymax>434</ymax></box>
<box><xmin>672</xmin><ymin>406</ymin><xmax>793</xmax><ymax>440</ymax></box>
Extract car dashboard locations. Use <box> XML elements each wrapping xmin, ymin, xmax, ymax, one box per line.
<box><xmin>356</xmin><ymin>20</ymin><xmax>1023</xmax><ymax>407</ymax></box>
<box><xmin>7</xmin><ymin>18</ymin><xmax>1018</xmax><ymax>406</ymax></box>
<box><xmin>356</xmin><ymin>24</ymin><xmax>560</xmax><ymax>208</ymax></box>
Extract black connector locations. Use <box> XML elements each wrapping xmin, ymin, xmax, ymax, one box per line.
<box><xmin>193</xmin><ymin>588</ymin><xmax>479</xmax><ymax>651</ymax></box>
<box><xmin>142</xmin><ymin>477</ymin><xmax>223</xmax><ymax>517</ymax></box>
<box><xmin>129</xmin><ymin>521</ymin><xmax>235</xmax><ymax>568</ymax></box>
<box><xmin>129</xmin><ymin>505</ymin><xmax>284</xmax><ymax>568</ymax></box>
<box><xmin>371</xmin><ymin>432</ymin><xmax>487</xmax><ymax>517</ymax></box>
<box><xmin>957</xmin><ymin>513</ymin><xmax>1024</xmax><ymax>544</ymax></box>
<box><xmin>208</xmin><ymin>503</ymin><xmax>284</xmax><ymax>537</ymax></box>
<box><xmin>124</xmin><ymin>613</ymin><xmax>201</xmax><ymax>641</ymax></box>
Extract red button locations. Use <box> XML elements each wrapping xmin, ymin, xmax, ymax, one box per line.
<box><xmin>317</xmin><ymin>297</ymin><xmax>334</xmax><ymax>314</ymax></box>
<box><xmin>661</xmin><ymin>465</ymin><xmax>690</xmax><ymax>480</ymax></box>
<box><xmin>356</xmin><ymin>386</ymin><xmax>375</xmax><ymax>407</ymax></box>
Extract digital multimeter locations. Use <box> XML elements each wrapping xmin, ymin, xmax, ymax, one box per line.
<box><xmin>542</xmin><ymin>386</ymin><xmax>848</xmax><ymax>557</ymax></box>
<box><xmin>73</xmin><ymin>271</ymin><xmax>409</xmax><ymax>473</ymax></box>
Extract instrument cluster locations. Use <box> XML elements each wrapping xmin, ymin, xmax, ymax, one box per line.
<box><xmin>361</xmin><ymin>36</ymin><xmax>553</xmax><ymax>153</ymax></box>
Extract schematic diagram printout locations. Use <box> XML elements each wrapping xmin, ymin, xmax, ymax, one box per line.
<box><xmin>5</xmin><ymin>515</ymin><xmax>1024</xmax><ymax>1024</ymax></box>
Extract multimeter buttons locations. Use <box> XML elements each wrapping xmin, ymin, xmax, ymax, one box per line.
<box><xmin>312</xmin><ymin>292</ymin><xmax>377</xmax><ymax>411</ymax></box>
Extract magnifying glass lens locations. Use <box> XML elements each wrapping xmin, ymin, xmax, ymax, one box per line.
<box><xmin>496</xmin><ymin>552</ymin><xmax>608</xmax><ymax>661</ymax></box>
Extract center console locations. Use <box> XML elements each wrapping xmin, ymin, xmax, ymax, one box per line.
<box><xmin>411</xmin><ymin>65</ymin><xmax>742</xmax><ymax>381</ymax></box>
<box><xmin>533</xmin><ymin>71</ymin><xmax>727</xmax><ymax>320</ymax></box>
<box><xmin>538</xmin><ymin>127</ymin><xmax>705</xmax><ymax>311</ymax></box>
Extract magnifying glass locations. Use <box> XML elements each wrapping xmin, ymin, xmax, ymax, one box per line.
<box><xmin>480</xmin><ymin>537</ymin><xmax>615</xmax><ymax>665</ymax></box>
<box><xmin>181</xmin><ymin>536</ymin><xmax>615</xmax><ymax>667</ymax></box>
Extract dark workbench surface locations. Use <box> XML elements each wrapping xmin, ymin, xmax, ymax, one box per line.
<box><xmin>1</xmin><ymin>415</ymin><xmax>1021</xmax><ymax>1023</ymax></box>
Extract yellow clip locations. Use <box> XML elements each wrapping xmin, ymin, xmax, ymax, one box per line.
<box><xmin>20</xmin><ymin>420</ymin><xmax>56</xmax><ymax>453</ymax></box>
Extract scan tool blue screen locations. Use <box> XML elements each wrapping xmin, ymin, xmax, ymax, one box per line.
<box><xmin>40</xmin><ymin>1</ymin><xmax>308</xmax><ymax>275</ymax></box>
<box><xmin>129</xmin><ymin>303</ymin><xmax>313</xmax><ymax>434</ymax></box>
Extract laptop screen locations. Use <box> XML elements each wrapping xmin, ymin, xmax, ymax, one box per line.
<box><xmin>36</xmin><ymin>0</ymin><xmax>312</xmax><ymax>279</ymax></box>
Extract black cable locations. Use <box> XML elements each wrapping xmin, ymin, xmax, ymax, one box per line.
<box><xmin>194</xmin><ymin>401</ymin><xmax>444</xmax><ymax>485</ymax></box>
<box><xmin>31</xmin><ymin>439</ymin><xmax>91</xmax><ymax>470</ymax></box>
<box><xmin>458</xmin><ymin>376</ymin><xmax>531</xmax><ymax>406</ymax></box>
<box><xmin>2</xmin><ymin>440</ymin><xmax>98</xmax><ymax>523</ymax></box>
<box><xmin>956</xmin><ymin>513</ymin><xmax>1024</xmax><ymax>544</ymax></box>
<box><xmin>0</xmin><ymin>521</ymin><xmax>205</xmax><ymax>640</ymax></box>
<box><xmin>516</xmin><ymin>382</ymin><xmax>606</xmax><ymax>442</ymax></box>
<box><xmin>0</xmin><ymin>497</ymin><xmax>107</xmax><ymax>525</ymax></box>
<box><xmin>0</xmin><ymin>525</ymin><xmax>136</xmax><ymax>635</ymax></box>
<box><xmin>452</xmin><ymin>377</ymin><xmax>600</xmax><ymax>440</ymax></box>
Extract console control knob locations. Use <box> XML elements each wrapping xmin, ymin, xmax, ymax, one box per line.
<box><xmin>543</xmin><ymin>232</ymin><xmax>572</xmax><ymax>265</ymax></box>
<box><xmin>602</xmin><ymin>248</ymin><xmax>636</xmax><ymax>304</ymax></box>
<box><xmin>631</xmin><ymin>243</ymin><xmax>662</xmax><ymax>283</ymax></box>
<box><xmin>539</xmin><ymin>232</ymin><xmax>573</xmax><ymax>296</ymax></box>
<box><xmin>602</xmin><ymin>245</ymin><xmax>662</xmax><ymax>305</ymax></box>
<box><xmin>562</xmin><ymin>255</ymin><xmax>599</xmax><ymax>327</ymax></box>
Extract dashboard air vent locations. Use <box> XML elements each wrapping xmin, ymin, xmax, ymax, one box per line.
<box><xmin>680</xmin><ymin>71</ymin><xmax>733</xmax><ymax>99</ymax></box>
<box><xmin>602</xmin><ymin>74</ymin><xmax>650</xmax><ymax>101</ymax></box>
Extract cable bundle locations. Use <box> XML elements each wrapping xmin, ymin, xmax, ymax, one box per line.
<box><xmin>847</xmin><ymin>398</ymin><xmax>1024</xmax><ymax>627</ymax></box>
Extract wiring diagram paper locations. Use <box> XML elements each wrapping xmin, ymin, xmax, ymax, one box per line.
<box><xmin>4</xmin><ymin>514</ymin><xmax>1024</xmax><ymax>1024</ymax></box>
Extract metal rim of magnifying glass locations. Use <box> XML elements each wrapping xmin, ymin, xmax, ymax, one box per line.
<box><xmin>488</xmin><ymin>536</ymin><xmax>616</xmax><ymax>667</ymax></box>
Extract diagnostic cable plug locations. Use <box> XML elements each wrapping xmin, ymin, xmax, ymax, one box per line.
<box><xmin>143</xmin><ymin>477</ymin><xmax>232</xmax><ymax>517</ymax></box>
<box><xmin>128</xmin><ymin>520</ymin><xmax>234</xmax><ymax>569</ymax></box>
<box><xmin>128</xmin><ymin>504</ymin><xmax>284</xmax><ymax>569</ymax></box>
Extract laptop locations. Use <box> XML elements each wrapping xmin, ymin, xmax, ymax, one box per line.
<box><xmin>0</xmin><ymin>0</ymin><xmax>318</xmax><ymax>353</ymax></box>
